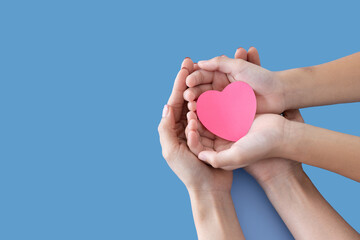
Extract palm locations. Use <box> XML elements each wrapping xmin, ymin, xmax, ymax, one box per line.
<box><xmin>185</xmin><ymin>50</ymin><xmax>284</xmax><ymax>157</ymax></box>
<box><xmin>227</xmin><ymin>63</ymin><xmax>283</xmax><ymax>113</ymax></box>
<box><xmin>185</xmin><ymin>48</ymin><xmax>303</xmax><ymax>182</ymax></box>
<box><xmin>185</xmin><ymin>77</ymin><xmax>234</xmax><ymax>153</ymax></box>
<box><xmin>186</xmin><ymin>58</ymin><xmax>284</xmax><ymax>113</ymax></box>
<box><xmin>244</xmin><ymin>110</ymin><xmax>304</xmax><ymax>182</ymax></box>
<box><xmin>187</xmin><ymin>110</ymin><xmax>287</xmax><ymax>166</ymax></box>
<box><xmin>171</xmin><ymin>93</ymin><xmax>233</xmax><ymax>192</ymax></box>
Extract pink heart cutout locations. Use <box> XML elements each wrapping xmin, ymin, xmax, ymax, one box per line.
<box><xmin>196</xmin><ymin>81</ymin><xmax>257</xmax><ymax>142</ymax></box>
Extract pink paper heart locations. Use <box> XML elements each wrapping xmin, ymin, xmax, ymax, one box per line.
<box><xmin>196</xmin><ymin>81</ymin><xmax>256</xmax><ymax>142</ymax></box>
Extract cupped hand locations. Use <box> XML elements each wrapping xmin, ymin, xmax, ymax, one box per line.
<box><xmin>184</xmin><ymin>49</ymin><xmax>285</xmax><ymax>114</ymax></box>
<box><xmin>244</xmin><ymin>109</ymin><xmax>304</xmax><ymax>184</ymax></box>
<box><xmin>185</xmin><ymin>48</ymin><xmax>302</xmax><ymax>183</ymax></box>
<box><xmin>193</xmin><ymin>109</ymin><xmax>288</xmax><ymax>171</ymax></box>
<box><xmin>184</xmin><ymin>48</ymin><xmax>260</xmax><ymax>158</ymax></box>
<box><xmin>158</xmin><ymin>57</ymin><xmax>233</xmax><ymax>193</ymax></box>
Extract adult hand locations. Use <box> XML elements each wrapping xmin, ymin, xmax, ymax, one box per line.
<box><xmin>158</xmin><ymin>57</ymin><xmax>233</xmax><ymax>193</ymax></box>
<box><xmin>159</xmin><ymin>57</ymin><xmax>245</xmax><ymax>240</ymax></box>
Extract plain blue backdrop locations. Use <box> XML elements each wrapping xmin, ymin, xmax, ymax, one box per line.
<box><xmin>1</xmin><ymin>0</ymin><xmax>359</xmax><ymax>239</ymax></box>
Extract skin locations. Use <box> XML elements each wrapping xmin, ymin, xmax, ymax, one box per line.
<box><xmin>185</xmin><ymin>47</ymin><xmax>301</xmax><ymax>182</ymax></box>
<box><xmin>184</xmin><ymin>53</ymin><xmax>284</xmax><ymax>114</ymax></box>
<box><xmin>280</xmin><ymin>52</ymin><xmax>360</xmax><ymax>110</ymax></box>
<box><xmin>158</xmin><ymin>58</ymin><xmax>244</xmax><ymax>240</ymax></box>
<box><xmin>262</xmin><ymin>168</ymin><xmax>360</xmax><ymax>240</ymax></box>
<box><xmin>185</xmin><ymin>47</ymin><xmax>360</xmax><ymax>239</ymax></box>
<box><xmin>186</xmin><ymin>52</ymin><xmax>360</xmax><ymax>182</ymax></box>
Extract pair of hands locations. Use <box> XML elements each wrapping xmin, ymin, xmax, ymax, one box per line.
<box><xmin>158</xmin><ymin>47</ymin><xmax>302</xmax><ymax>193</ymax></box>
<box><xmin>158</xmin><ymin>51</ymin><xmax>360</xmax><ymax>240</ymax></box>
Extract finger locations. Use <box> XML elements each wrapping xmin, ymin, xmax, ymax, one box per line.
<box><xmin>181</xmin><ymin>57</ymin><xmax>194</xmax><ymax>73</ymax></box>
<box><xmin>158</xmin><ymin>105</ymin><xmax>179</xmax><ymax>159</ymax></box>
<box><xmin>283</xmin><ymin>109</ymin><xmax>304</xmax><ymax>123</ymax></box>
<box><xmin>185</xmin><ymin>115</ymin><xmax>213</xmax><ymax>146</ymax></box>
<box><xmin>184</xmin><ymin>84</ymin><xmax>213</xmax><ymax>101</ymax></box>
<box><xmin>184</xmin><ymin>121</ymin><xmax>190</xmax><ymax>139</ymax></box>
<box><xmin>185</xmin><ymin>113</ymin><xmax>197</xmax><ymax>137</ymax></box>
<box><xmin>187</xmin><ymin>101</ymin><xmax>196</xmax><ymax>111</ymax></box>
<box><xmin>186</xmin><ymin>111</ymin><xmax>196</xmax><ymax>125</ymax></box>
<box><xmin>199</xmin><ymin>136</ymin><xmax>215</xmax><ymax>149</ymax></box>
<box><xmin>186</xmin><ymin>69</ymin><xmax>215</xmax><ymax>88</ymax></box>
<box><xmin>234</xmin><ymin>47</ymin><xmax>248</xmax><ymax>60</ymax></box>
<box><xmin>193</xmin><ymin>63</ymin><xmax>200</xmax><ymax>71</ymax></box>
<box><xmin>168</xmin><ymin>69</ymin><xmax>188</xmax><ymax>108</ymax></box>
<box><xmin>187</xmin><ymin>111</ymin><xmax>215</xmax><ymax>139</ymax></box>
<box><xmin>188</xmin><ymin>130</ymin><xmax>209</xmax><ymax>155</ymax></box>
<box><xmin>187</xmin><ymin>121</ymin><xmax>214</xmax><ymax>153</ymax></box>
<box><xmin>197</xmin><ymin>55</ymin><xmax>246</xmax><ymax>75</ymax></box>
<box><xmin>168</xmin><ymin>58</ymin><xmax>193</xmax><ymax>120</ymax></box>
<box><xmin>186</xmin><ymin>120</ymin><xmax>205</xmax><ymax>155</ymax></box>
<box><xmin>185</xmin><ymin>111</ymin><xmax>196</xmax><ymax>138</ymax></box>
<box><xmin>248</xmin><ymin>47</ymin><xmax>261</xmax><ymax>66</ymax></box>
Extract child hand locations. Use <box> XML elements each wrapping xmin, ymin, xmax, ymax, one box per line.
<box><xmin>184</xmin><ymin>50</ymin><xmax>285</xmax><ymax>114</ymax></box>
<box><xmin>184</xmin><ymin>48</ymin><xmax>299</xmax><ymax>176</ymax></box>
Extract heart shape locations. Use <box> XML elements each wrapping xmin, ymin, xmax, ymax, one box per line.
<box><xmin>196</xmin><ymin>81</ymin><xmax>256</xmax><ymax>142</ymax></box>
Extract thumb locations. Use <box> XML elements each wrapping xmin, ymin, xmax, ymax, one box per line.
<box><xmin>198</xmin><ymin>132</ymin><xmax>273</xmax><ymax>170</ymax></box>
<box><xmin>158</xmin><ymin>105</ymin><xmax>178</xmax><ymax>159</ymax></box>
<box><xmin>198</xmin><ymin>146</ymin><xmax>244</xmax><ymax>170</ymax></box>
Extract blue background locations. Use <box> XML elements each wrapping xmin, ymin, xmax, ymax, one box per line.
<box><xmin>1</xmin><ymin>0</ymin><xmax>359</xmax><ymax>239</ymax></box>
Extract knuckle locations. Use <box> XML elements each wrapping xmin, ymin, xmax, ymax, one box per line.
<box><xmin>194</xmin><ymin>71</ymin><xmax>201</xmax><ymax>85</ymax></box>
<box><xmin>157</xmin><ymin>123</ymin><xmax>162</xmax><ymax>133</ymax></box>
<box><xmin>198</xmin><ymin>71</ymin><xmax>204</xmax><ymax>84</ymax></box>
<box><xmin>183</xmin><ymin>90</ymin><xmax>188</xmax><ymax>100</ymax></box>
<box><xmin>158</xmin><ymin>122</ymin><xmax>165</xmax><ymax>133</ymax></box>
<box><xmin>162</xmin><ymin>146</ymin><xmax>177</xmax><ymax>162</ymax></box>
<box><xmin>162</xmin><ymin>149</ymin><xmax>171</xmax><ymax>160</ymax></box>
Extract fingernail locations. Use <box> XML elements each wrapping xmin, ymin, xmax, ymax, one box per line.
<box><xmin>185</xmin><ymin>57</ymin><xmax>190</xmax><ymax>59</ymax></box>
<box><xmin>198</xmin><ymin>60</ymin><xmax>205</xmax><ymax>65</ymax></box>
<box><xmin>198</xmin><ymin>152</ymin><xmax>207</xmax><ymax>161</ymax></box>
<box><xmin>162</xmin><ymin>105</ymin><xmax>169</xmax><ymax>117</ymax></box>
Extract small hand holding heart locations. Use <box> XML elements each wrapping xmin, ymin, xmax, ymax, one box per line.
<box><xmin>196</xmin><ymin>81</ymin><xmax>256</xmax><ymax>142</ymax></box>
<box><xmin>184</xmin><ymin>48</ymin><xmax>289</xmax><ymax>171</ymax></box>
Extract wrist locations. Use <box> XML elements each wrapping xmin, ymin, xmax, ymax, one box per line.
<box><xmin>188</xmin><ymin>189</ymin><xmax>232</xmax><ymax>207</ymax></box>
<box><xmin>281</xmin><ymin>119</ymin><xmax>305</xmax><ymax>160</ymax></box>
<box><xmin>260</xmin><ymin>166</ymin><xmax>307</xmax><ymax>196</ymax></box>
<box><xmin>276</xmin><ymin>67</ymin><xmax>315</xmax><ymax>111</ymax></box>
<box><xmin>188</xmin><ymin>189</ymin><xmax>243</xmax><ymax>240</ymax></box>
<box><xmin>276</xmin><ymin>69</ymin><xmax>297</xmax><ymax>111</ymax></box>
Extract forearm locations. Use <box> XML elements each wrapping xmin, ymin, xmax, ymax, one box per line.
<box><xmin>188</xmin><ymin>190</ymin><xmax>244</xmax><ymax>240</ymax></box>
<box><xmin>278</xmin><ymin>52</ymin><xmax>360</xmax><ymax>110</ymax></box>
<box><xmin>283</xmin><ymin>120</ymin><xmax>360</xmax><ymax>182</ymax></box>
<box><xmin>260</xmin><ymin>170</ymin><xmax>359</xmax><ymax>240</ymax></box>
